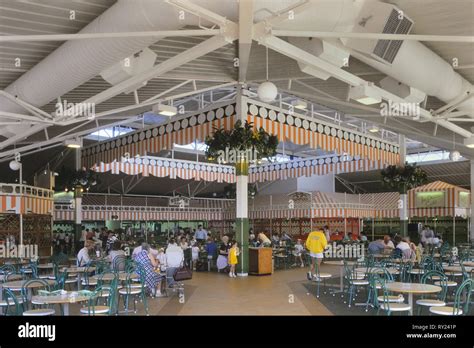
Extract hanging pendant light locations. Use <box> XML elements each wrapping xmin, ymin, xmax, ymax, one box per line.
<box><xmin>257</xmin><ymin>46</ymin><xmax>277</xmax><ymax>103</ymax></box>
<box><xmin>449</xmin><ymin>132</ymin><xmax>461</xmax><ymax>161</ymax></box>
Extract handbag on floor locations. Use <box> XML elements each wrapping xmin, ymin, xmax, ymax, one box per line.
<box><xmin>173</xmin><ymin>265</ymin><xmax>193</xmax><ymax>281</ymax></box>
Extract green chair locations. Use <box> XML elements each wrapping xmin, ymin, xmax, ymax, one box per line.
<box><xmin>21</xmin><ymin>279</ymin><xmax>55</xmax><ymax>316</ymax></box>
<box><xmin>416</xmin><ymin>270</ymin><xmax>448</xmax><ymax>315</ymax></box>
<box><xmin>1</xmin><ymin>288</ymin><xmax>23</xmax><ymax>315</ymax></box>
<box><xmin>311</xmin><ymin>260</ymin><xmax>332</xmax><ymax>298</ymax></box>
<box><xmin>80</xmin><ymin>280</ymin><xmax>118</xmax><ymax>316</ymax></box>
<box><xmin>80</xmin><ymin>265</ymin><xmax>98</xmax><ymax>290</ymax></box>
<box><xmin>118</xmin><ymin>268</ymin><xmax>148</xmax><ymax>315</ymax></box>
<box><xmin>374</xmin><ymin>276</ymin><xmax>410</xmax><ymax>316</ymax></box>
<box><xmin>343</xmin><ymin>262</ymin><xmax>369</xmax><ymax>307</ymax></box>
<box><xmin>429</xmin><ymin>278</ymin><xmax>473</xmax><ymax>316</ymax></box>
<box><xmin>398</xmin><ymin>261</ymin><xmax>413</xmax><ymax>283</ymax></box>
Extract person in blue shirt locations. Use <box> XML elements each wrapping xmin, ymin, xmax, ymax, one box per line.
<box><xmin>368</xmin><ymin>239</ymin><xmax>386</xmax><ymax>254</ymax></box>
<box><xmin>205</xmin><ymin>237</ymin><xmax>218</xmax><ymax>270</ymax></box>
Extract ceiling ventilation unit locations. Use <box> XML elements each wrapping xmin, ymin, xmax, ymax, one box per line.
<box><xmin>288</xmin><ymin>37</ymin><xmax>350</xmax><ymax>80</ymax></box>
<box><xmin>100</xmin><ymin>48</ymin><xmax>157</xmax><ymax>94</ymax></box>
<box><xmin>342</xmin><ymin>2</ymin><xmax>414</xmax><ymax>64</ymax></box>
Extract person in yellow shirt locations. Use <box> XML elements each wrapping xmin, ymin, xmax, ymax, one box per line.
<box><xmin>228</xmin><ymin>240</ymin><xmax>240</xmax><ymax>278</ymax></box>
<box><xmin>305</xmin><ymin>229</ymin><xmax>328</xmax><ymax>281</ymax></box>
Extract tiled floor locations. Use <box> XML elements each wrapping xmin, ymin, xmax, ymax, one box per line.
<box><xmin>65</xmin><ymin>266</ymin><xmax>337</xmax><ymax>316</ymax></box>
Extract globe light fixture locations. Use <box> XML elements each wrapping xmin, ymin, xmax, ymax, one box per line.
<box><xmin>257</xmin><ymin>81</ymin><xmax>278</xmax><ymax>103</ymax></box>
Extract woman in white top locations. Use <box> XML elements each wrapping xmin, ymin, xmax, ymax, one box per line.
<box><xmin>77</xmin><ymin>240</ymin><xmax>95</xmax><ymax>266</ymax></box>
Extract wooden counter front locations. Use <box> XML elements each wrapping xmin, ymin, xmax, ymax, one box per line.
<box><xmin>249</xmin><ymin>247</ymin><xmax>273</xmax><ymax>275</ymax></box>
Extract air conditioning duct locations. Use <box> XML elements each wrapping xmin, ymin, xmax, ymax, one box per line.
<box><xmin>100</xmin><ymin>48</ymin><xmax>157</xmax><ymax>94</ymax></box>
<box><xmin>341</xmin><ymin>1</ymin><xmax>414</xmax><ymax>64</ymax></box>
<box><xmin>288</xmin><ymin>37</ymin><xmax>350</xmax><ymax>80</ymax></box>
<box><xmin>379</xmin><ymin>76</ymin><xmax>426</xmax><ymax>104</ymax></box>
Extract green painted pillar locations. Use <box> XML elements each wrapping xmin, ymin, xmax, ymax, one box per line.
<box><xmin>236</xmin><ymin>218</ymin><xmax>249</xmax><ymax>275</ymax></box>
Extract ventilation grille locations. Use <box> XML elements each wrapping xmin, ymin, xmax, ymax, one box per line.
<box><xmin>373</xmin><ymin>9</ymin><xmax>413</xmax><ymax>63</ymax></box>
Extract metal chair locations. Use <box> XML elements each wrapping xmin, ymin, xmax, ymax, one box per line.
<box><xmin>374</xmin><ymin>276</ymin><xmax>411</xmax><ymax>316</ymax></box>
<box><xmin>416</xmin><ymin>270</ymin><xmax>448</xmax><ymax>315</ymax></box>
<box><xmin>429</xmin><ymin>279</ymin><xmax>473</xmax><ymax>316</ymax></box>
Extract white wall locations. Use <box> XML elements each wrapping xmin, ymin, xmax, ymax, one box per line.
<box><xmin>258</xmin><ymin>178</ymin><xmax>298</xmax><ymax>195</ymax></box>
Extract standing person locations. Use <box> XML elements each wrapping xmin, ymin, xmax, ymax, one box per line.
<box><xmin>205</xmin><ymin>238</ymin><xmax>218</xmax><ymax>269</ymax></box>
<box><xmin>323</xmin><ymin>225</ymin><xmax>331</xmax><ymax>242</ymax></box>
<box><xmin>64</xmin><ymin>233</ymin><xmax>70</xmax><ymax>255</ymax></box>
<box><xmin>257</xmin><ymin>232</ymin><xmax>271</xmax><ymax>247</ymax></box>
<box><xmin>194</xmin><ymin>225</ymin><xmax>208</xmax><ymax>243</ymax></box>
<box><xmin>305</xmin><ymin>229</ymin><xmax>328</xmax><ymax>281</ymax></box>
<box><xmin>217</xmin><ymin>235</ymin><xmax>230</xmax><ymax>272</ymax></box>
<box><xmin>292</xmin><ymin>239</ymin><xmax>305</xmax><ymax>268</ymax></box>
<box><xmin>79</xmin><ymin>226</ymin><xmax>87</xmax><ymax>250</ymax></box>
<box><xmin>191</xmin><ymin>243</ymin><xmax>200</xmax><ymax>271</ymax></box>
<box><xmin>228</xmin><ymin>240</ymin><xmax>240</xmax><ymax>278</ymax></box>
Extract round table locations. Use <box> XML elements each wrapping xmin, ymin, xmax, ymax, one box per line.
<box><xmin>0</xmin><ymin>274</ymin><xmax>22</xmax><ymax>282</ymax></box>
<box><xmin>37</xmin><ymin>263</ymin><xmax>54</xmax><ymax>269</ymax></box>
<box><xmin>0</xmin><ymin>279</ymin><xmax>56</xmax><ymax>314</ymax></box>
<box><xmin>324</xmin><ymin>260</ymin><xmax>356</xmax><ymax>292</ymax></box>
<box><xmin>444</xmin><ymin>265</ymin><xmax>472</xmax><ymax>274</ymax></box>
<box><xmin>62</xmin><ymin>267</ymin><xmax>96</xmax><ymax>290</ymax></box>
<box><xmin>463</xmin><ymin>261</ymin><xmax>474</xmax><ymax>267</ymax></box>
<box><xmin>354</xmin><ymin>267</ymin><xmax>399</xmax><ymax>275</ymax></box>
<box><xmin>385</xmin><ymin>282</ymin><xmax>442</xmax><ymax>315</ymax></box>
<box><xmin>90</xmin><ymin>272</ymin><xmax>138</xmax><ymax>282</ymax></box>
<box><xmin>32</xmin><ymin>291</ymin><xmax>90</xmax><ymax>315</ymax></box>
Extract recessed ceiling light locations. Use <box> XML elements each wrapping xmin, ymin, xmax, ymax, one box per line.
<box><xmin>64</xmin><ymin>138</ymin><xmax>82</xmax><ymax>148</ymax></box>
<box><xmin>153</xmin><ymin>104</ymin><xmax>177</xmax><ymax>116</ymax></box>
<box><xmin>291</xmin><ymin>99</ymin><xmax>307</xmax><ymax>110</ymax></box>
<box><xmin>349</xmin><ymin>85</ymin><xmax>382</xmax><ymax>105</ymax></box>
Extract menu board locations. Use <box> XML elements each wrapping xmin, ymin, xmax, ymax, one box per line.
<box><xmin>458</xmin><ymin>192</ymin><xmax>470</xmax><ymax>208</ymax></box>
<box><xmin>415</xmin><ymin>191</ymin><xmax>445</xmax><ymax>208</ymax></box>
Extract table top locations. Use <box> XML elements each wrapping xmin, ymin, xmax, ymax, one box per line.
<box><xmin>355</xmin><ymin>267</ymin><xmax>399</xmax><ymax>274</ymax></box>
<box><xmin>444</xmin><ymin>265</ymin><xmax>473</xmax><ymax>273</ymax></box>
<box><xmin>0</xmin><ymin>274</ymin><xmax>22</xmax><ymax>281</ymax></box>
<box><xmin>385</xmin><ymin>282</ymin><xmax>442</xmax><ymax>294</ymax></box>
<box><xmin>372</xmin><ymin>254</ymin><xmax>392</xmax><ymax>258</ymax></box>
<box><xmin>324</xmin><ymin>260</ymin><xmax>357</xmax><ymax>266</ymax></box>
<box><xmin>1</xmin><ymin>279</ymin><xmax>55</xmax><ymax>290</ymax></box>
<box><xmin>37</xmin><ymin>263</ymin><xmax>54</xmax><ymax>269</ymax></box>
<box><xmin>462</xmin><ymin>261</ymin><xmax>474</xmax><ymax>267</ymax></box>
<box><xmin>32</xmin><ymin>292</ymin><xmax>90</xmax><ymax>305</ymax></box>
<box><xmin>90</xmin><ymin>272</ymin><xmax>138</xmax><ymax>281</ymax></box>
<box><xmin>63</xmin><ymin>267</ymin><xmax>96</xmax><ymax>273</ymax></box>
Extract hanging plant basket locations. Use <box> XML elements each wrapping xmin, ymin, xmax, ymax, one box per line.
<box><xmin>55</xmin><ymin>166</ymin><xmax>99</xmax><ymax>193</ymax></box>
<box><xmin>205</xmin><ymin>120</ymin><xmax>278</xmax><ymax>175</ymax></box>
<box><xmin>381</xmin><ymin>163</ymin><xmax>428</xmax><ymax>194</ymax></box>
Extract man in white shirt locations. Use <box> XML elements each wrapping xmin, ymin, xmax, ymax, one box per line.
<box><xmin>166</xmin><ymin>239</ymin><xmax>184</xmax><ymax>287</ymax></box>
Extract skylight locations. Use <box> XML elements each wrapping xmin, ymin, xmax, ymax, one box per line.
<box><xmin>85</xmin><ymin>126</ymin><xmax>135</xmax><ymax>141</ymax></box>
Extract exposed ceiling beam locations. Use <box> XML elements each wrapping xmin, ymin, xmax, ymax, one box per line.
<box><xmin>272</xmin><ymin>30</ymin><xmax>474</xmax><ymax>43</ymax></box>
<box><xmin>0</xmin><ymin>29</ymin><xmax>221</xmax><ymax>42</ymax></box>
<box><xmin>238</xmin><ymin>0</ymin><xmax>254</xmax><ymax>82</ymax></box>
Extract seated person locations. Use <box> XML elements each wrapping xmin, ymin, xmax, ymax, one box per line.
<box><xmin>77</xmin><ymin>240</ymin><xmax>95</xmax><ymax>266</ymax></box>
<box><xmin>368</xmin><ymin>239</ymin><xmax>386</xmax><ymax>255</ymax></box>
<box><xmin>383</xmin><ymin>235</ymin><xmax>395</xmax><ymax>250</ymax></box>
<box><xmin>165</xmin><ymin>239</ymin><xmax>184</xmax><ymax>287</ymax></box>
<box><xmin>359</xmin><ymin>232</ymin><xmax>368</xmax><ymax>243</ymax></box>
<box><xmin>271</xmin><ymin>233</ymin><xmax>280</xmax><ymax>245</ymax></box>
<box><xmin>135</xmin><ymin>243</ymin><xmax>165</xmax><ymax>297</ymax></box>
<box><xmin>108</xmin><ymin>241</ymin><xmax>126</xmax><ymax>271</ymax></box>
